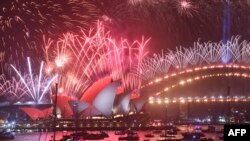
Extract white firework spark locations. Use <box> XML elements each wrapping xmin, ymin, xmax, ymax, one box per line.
<box><xmin>10</xmin><ymin>57</ymin><xmax>57</xmax><ymax>103</ymax></box>
<box><xmin>139</xmin><ymin>36</ymin><xmax>250</xmax><ymax>80</ymax></box>
<box><xmin>0</xmin><ymin>74</ymin><xmax>28</xmax><ymax>100</ymax></box>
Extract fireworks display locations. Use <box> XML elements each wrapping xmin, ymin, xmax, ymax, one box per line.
<box><xmin>10</xmin><ymin>57</ymin><xmax>57</xmax><ymax>103</ymax></box>
<box><xmin>0</xmin><ymin>74</ymin><xmax>28</xmax><ymax>101</ymax></box>
<box><xmin>139</xmin><ymin>36</ymin><xmax>250</xmax><ymax>80</ymax></box>
<box><xmin>0</xmin><ymin>0</ymin><xmax>100</xmax><ymax>73</ymax></box>
<box><xmin>43</xmin><ymin>22</ymin><xmax>149</xmax><ymax>99</ymax></box>
<box><xmin>0</xmin><ymin>0</ymin><xmax>99</xmax><ymax>49</ymax></box>
<box><xmin>0</xmin><ymin>0</ymin><xmax>249</xmax><ymax>109</ymax></box>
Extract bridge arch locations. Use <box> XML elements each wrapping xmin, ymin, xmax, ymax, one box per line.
<box><xmin>139</xmin><ymin>37</ymin><xmax>250</xmax><ymax>99</ymax></box>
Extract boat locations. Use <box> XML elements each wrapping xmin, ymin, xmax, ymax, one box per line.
<box><xmin>70</xmin><ymin>131</ymin><xmax>107</xmax><ymax>140</ymax></box>
<box><xmin>157</xmin><ymin>137</ymin><xmax>183</xmax><ymax>141</ymax></box>
<box><xmin>181</xmin><ymin>132</ymin><xmax>205</xmax><ymax>140</ymax></box>
<box><xmin>166</xmin><ymin>129</ymin><xmax>178</xmax><ymax>135</ymax></box>
<box><xmin>82</xmin><ymin>132</ymin><xmax>107</xmax><ymax>140</ymax></box>
<box><xmin>153</xmin><ymin>130</ymin><xmax>162</xmax><ymax>134</ymax></box>
<box><xmin>160</xmin><ymin>134</ymin><xmax>176</xmax><ymax>137</ymax></box>
<box><xmin>100</xmin><ymin>131</ymin><xmax>109</xmax><ymax>138</ymax></box>
<box><xmin>157</xmin><ymin>134</ymin><xmax>183</xmax><ymax>141</ymax></box>
<box><xmin>0</xmin><ymin>131</ymin><xmax>14</xmax><ymax>140</ymax></box>
<box><xmin>144</xmin><ymin>133</ymin><xmax>154</xmax><ymax>138</ymax></box>
<box><xmin>119</xmin><ymin>130</ymin><xmax>139</xmax><ymax>140</ymax></box>
<box><xmin>83</xmin><ymin>134</ymin><xmax>105</xmax><ymax>140</ymax></box>
<box><xmin>118</xmin><ymin>135</ymin><xmax>139</xmax><ymax>140</ymax></box>
<box><xmin>166</xmin><ymin>125</ymin><xmax>179</xmax><ymax>134</ymax></box>
<box><xmin>59</xmin><ymin>135</ymin><xmax>72</xmax><ymax>141</ymax></box>
<box><xmin>70</xmin><ymin>131</ymin><xmax>88</xmax><ymax>138</ymax></box>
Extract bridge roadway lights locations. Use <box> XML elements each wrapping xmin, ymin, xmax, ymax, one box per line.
<box><xmin>148</xmin><ymin>96</ymin><xmax>250</xmax><ymax>104</ymax></box>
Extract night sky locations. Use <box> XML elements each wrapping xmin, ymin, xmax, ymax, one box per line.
<box><xmin>0</xmin><ymin>0</ymin><xmax>250</xmax><ymax>55</ymax></box>
<box><xmin>93</xmin><ymin>0</ymin><xmax>250</xmax><ymax>52</ymax></box>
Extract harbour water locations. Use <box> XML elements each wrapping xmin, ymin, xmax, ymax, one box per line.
<box><xmin>5</xmin><ymin>125</ymin><xmax>223</xmax><ymax>141</ymax></box>
<box><xmin>8</xmin><ymin>131</ymin><xmax>221</xmax><ymax>141</ymax></box>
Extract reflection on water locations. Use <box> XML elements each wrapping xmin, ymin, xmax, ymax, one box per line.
<box><xmin>9</xmin><ymin>125</ymin><xmax>223</xmax><ymax>141</ymax></box>
<box><xmin>10</xmin><ymin>132</ymin><xmax>221</xmax><ymax>141</ymax></box>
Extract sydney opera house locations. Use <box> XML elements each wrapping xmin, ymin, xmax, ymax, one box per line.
<box><xmin>0</xmin><ymin>78</ymin><xmax>145</xmax><ymax>121</ymax></box>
